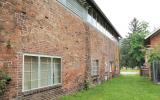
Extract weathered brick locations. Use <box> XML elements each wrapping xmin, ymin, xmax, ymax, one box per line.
<box><xmin>0</xmin><ymin>0</ymin><xmax>120</xmax><ymax>100</ymax></box>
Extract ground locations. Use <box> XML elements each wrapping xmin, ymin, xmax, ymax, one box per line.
<box><xmin>121</xmin><ymin>69</ymin><xmax>139</xmax><ymax>75</ymax></box>
<box><xmin>61</xmin><ymin>75</ymin><xmax>160</xmax><ymax>100</ymax></box>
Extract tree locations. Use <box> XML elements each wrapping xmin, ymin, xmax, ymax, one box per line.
<box><xmin>120</xmin><ymin>18</ymin><xmax>150</xmax><ymax>68</ymax></box>
<box><xmin>129</xmin><ymin>18</ymin><xmax>139</xmax><ymax>33</ymax></box>
<box><xmin>120</xmin><ymin>38</ymin><xmax>130</xmax><ymax>68</ymax></box>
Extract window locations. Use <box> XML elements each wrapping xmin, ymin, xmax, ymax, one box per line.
<box><xmin>24</xmin><ymin>56</ymin><xmax>38</xmax><ymax>90</ymax></box>
<box><xmin>23</xmin><ymin>54</ymin><xmax>62</xmax><ymax>91</ymax></box>
<box><xmin>58</xmin><ymin>0</ymin><xmax>86</xmax><ymax>19</ymax></box>
<box><xmin>91</xmin><ymin>60</ymin><xmax>99</xmax><ymax>76</ymax></box>
<box><xmin>54</xmin><ymin>58</ymin><xmax>61</xmax><ymax>84</ymax></box>
<box><xmin>58</xmin><ymin>0</ymin><xmax>117</xmax><ymax>42</ymax></box>
<box><xmin>40</xmin><ymin>57</ymin><xmax>52</xmax><ymax>87</ymax></box>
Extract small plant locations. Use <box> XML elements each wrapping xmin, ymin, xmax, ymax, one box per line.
<box><xmin>0</xmin><ymin>70</ymin><xmax>11</xmax><ymax>95</ymax></box>
<box><xmin>147</xmin><ymin>45</ymin><xmax>160</xmax><ymax>63</ymax></box>
<box><xmin>84</xmin><ymin>80</ymin><xmax>90</xmax><ymax>90</ymax></box>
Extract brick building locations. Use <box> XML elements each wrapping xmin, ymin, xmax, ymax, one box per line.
<box><xmin>0</xmin><ymin>0</ymin><xmax>121</xmax><ymax>99</ymax></box>
<box><xmin>145</xmin><ymin>29</ymin><xmax>160</xmax><ymax>47</ymax></box>
<box><xmin>145</xmin><ymin>28</ymin><xmax>160</xmax><ymax>83</ymax></box>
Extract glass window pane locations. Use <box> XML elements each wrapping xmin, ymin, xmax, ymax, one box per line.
<box><xmin>24</xmin><ymin>55</ymin><xmax>61</xmax><ymax>90</ymax></box>
<box><xmin>24</xmin><ymin>63</ymin><xmax>31</xmax><ymax>72</ymax></box>
<box><xmin>32</xmin><ymin>63</ymin><xmax>38</xmax><ymax>72</ymax></box>
<box><xmin>31</xmin><ymin>72</ymin><xmax>38</xmax><ymax>80</ymax></box>
<box><xmin>24</xmin><ymin>72</ymin><xmax>31</xmax><ymax>82</ymax></box>
<box><xmin>24</xmin><ymin>56</ymin><xmax>38</xmax><ymax>91</ymax></box>
<box><xmin>48</xmin><ymin>78</ymin><xmax>52</xmax><ymax>85</ymax></box>
<box><xmin>41</xmin><ymin>71</ymin><xmax>48</xmax><ymax>79</ymax></box>
<box><xmin>24</xmin><ymin>56</ymin><xmax>32</xmax><ymax>62</ymax></box>
<box><xmin>91</xmin><ymin>60</ymin><xmax>99</xmax><ymax>76</ymax></box>
<box><xmin>54</xmin><ymin>58</ymin><xmax>61</xmax><ymax>64</ymax></box>
<box><xmin>40</xmin><ymin>79</ymin><xmax>48</xmax><ymax>87</ymax></box>
<box><xmin>24</xmin><ymin>81</ymin><xmax>31</xmax><ymax>90</ymax></box>
<box><xmin>31</xmin><ymin>80</ymin><xmax>38</xmax><ymax>89</ymax></box>
<box><xmin>54</xmin><ymin>58</ymin><xmax>61</xmax><ymax>84</ymax></box>
<box><xmin>40</xmin><ymin>57</ymin><xmax>51</xmax><ymax>86</ymax></box>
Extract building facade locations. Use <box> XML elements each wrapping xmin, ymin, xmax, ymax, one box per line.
<box><xmin>145</xmin><ymin>28</ymin><xmax>160</xmax><ymax>83</ymax></box>
<box><xmin>0</xmin><ymin>0</ymin><xmax>121</xmax><ymax>99</ymax></box>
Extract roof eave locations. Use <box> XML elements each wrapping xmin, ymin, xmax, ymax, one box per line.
<box><xmin>145</xmin><ymin>28</ymin><xmax>160</xmax><ymax>40</ymax></box>
<box><xmin>86</xmin><ymin>0</ymin><xmax>122</xmax><ymax>39</ymax></box>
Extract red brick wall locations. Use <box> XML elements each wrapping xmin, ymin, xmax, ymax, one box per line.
<box><xmin>0</xmin><ymin>0</ymin><xmax>120</xmax><ymax>99</ymax></box>
<box><xmin>88</xmin><ymin>26</ymin><xmax>120</xmax><ymax>81</ymax></box>
<box><xmin>146</xmin><ymin>32</ymin><xmax>160</xmax><ymax>78</ymax></box>
<box><xmin>150</xmin><ymin>33</ymin><xmax>160</xmax><ymax>47</ymax></box>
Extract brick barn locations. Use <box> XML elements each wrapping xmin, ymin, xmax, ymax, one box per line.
<box><xmin>146</xmin><ymin>29</ymin><xmax>160</xmax><ymax>83</ymax></box>
<box><xmin>0</xmin><ymin>0</ymin><xmax>121</xmax><ymax>99</ymax></box>
<box><xmin>145</xmin><ymin>28</ymin><xmax>160</xmax><ymax>83</ymax></box>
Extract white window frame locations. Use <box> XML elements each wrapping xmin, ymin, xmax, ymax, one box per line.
<box><xmin>22</xmin><ymin>53</ymin><xmax>62</xmax><ymax>92</ymax></box>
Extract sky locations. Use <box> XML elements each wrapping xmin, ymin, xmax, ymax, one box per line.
<box><xmin>94</xmin><ymin>0</ymin><xmax>160</xmax><ymax>38</ymax></box>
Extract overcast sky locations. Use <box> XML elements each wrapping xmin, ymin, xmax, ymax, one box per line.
<box><xmin>94</xmin><ymin>0</ymin><xmax>160</xmax><ymax>38</ymax></box>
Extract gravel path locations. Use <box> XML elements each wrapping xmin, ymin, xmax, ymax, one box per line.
<box><xmin>121</xmin><ymin>72</ymin><xmax>139</xmax><ymax>75</ymax></box>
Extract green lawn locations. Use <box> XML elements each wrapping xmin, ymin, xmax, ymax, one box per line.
<box><xmin>61</xmin><ymin>75</ymin><xmax>160</xmax><ymax>100</ymax></box>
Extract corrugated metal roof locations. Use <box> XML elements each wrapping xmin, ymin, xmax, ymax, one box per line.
<box><xmin>86</xmin><ymin>0</ymin><xmax>121</xmax><ymax>38</ymax></box>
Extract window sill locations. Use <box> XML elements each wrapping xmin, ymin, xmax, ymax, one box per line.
<box><xmin>22</xmin><ymin>84</ymin><xmax>62</xmax><ymax>96</ymax></box>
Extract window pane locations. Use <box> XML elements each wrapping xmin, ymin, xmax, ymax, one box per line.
<box><xmin>24</xmin><ymin>56</ymin><xmax>38</xmax><ymax>91</ymax></box>
<box><xmin>91</xmin><ymin>60</ymin><xmax>99</xmax><ymax>76</ymax></box>
<box><xmin>48</xmin><ymin>69</ymin><xmax>52</xmax><ymax>85</ymax></box>
<box><xmin>40</xmin><ymin>57</ymin><xmax>51</xmax><ymax>87</ymax></box>
<box><xmin>24</xmin><ymin>63</ymin><xmax>31</xmax><ymax>72</ymax></box>
<box><xmin>54</xmin><ymin>58</ymin><xmax>61</xmax><ymax>64</ymax></box>
<box><xmin>31</xmin><ymin>80</ymin><xmax>38</xmax><ymax>89</ymax></box>
<box><xmin>41</xmin><ymin>79</ymin><xmax>48</xmax><ymax>86</ymax></box>
<box><xmin>54</xmin><ymin>58</ymin><xmax>61</xmax><ymax>84</ymax></box>
<box><xmin>24</xmin><ymin>81</ymin><xmax>31</xmax><ymax>90</ymax></box>
<box><xmin>24</xmin><ymin>72</ymin><xmax>31</xmax><ymax>82</ymax></box>
<box><xmin>41</xmin><ymin>71</ymin><xmax>48</xmax><ymax>79</ymax></box>
<box><xmin>32</xmin><ymin>63</ymin><xmax>38</xmax><ymax>72</ymax></box>
<box><xmin>31</xmin><ymin>72</ymin><xmax>38</xmax><ymax>80</ymax></box>
<box><xmin>31</xmin><ymin>56</ymin><xmax>38</xmax><ymax>89</ymax></box>
<box><xmin>23</xmin><ymin>55</ymin><xmax>61</xmax><ymax>91</ymax></box>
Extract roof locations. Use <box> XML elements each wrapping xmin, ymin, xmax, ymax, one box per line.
<box><xmin>145</xmin><ymin>27</ymin><xmax>160</xmax><ymax>45</ymax></box>
<box><xmin>145</xmin><ymin>27</ymin><xmax>160</xmax><ymax>40</ymax></box>
<box><xmin>79</xmin><ymin>0</ymin><xmax>121</xmax><ymax>39</ymax></box>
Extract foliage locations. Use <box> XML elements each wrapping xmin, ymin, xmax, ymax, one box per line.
<box><xmin>120</xmin><ymin>38</ymin><xmax>131</xmax><ymax>68</ymax></box>
<box><xmin>120</xmin><ymin>18</ymin><xmax>150</xmax><ymax>68</ymax></box>
<box><xmin>0</xmin><ymin>70</ymin><xmax>11</xmax><ymax>95</ymax></box>
<box><xmin>147</xmin><ymin>45</ymin><xmax>160</xmax><ymax>63</ymax></box>
<box><xmin>83</xmin><ymin>80</ymin><xmax>89</xmax><ymax>90</ymax></box>
<box><xmin>61</xmin><ymin>75</ymin><xmax>160</xmax><ymax>100</ymax></box>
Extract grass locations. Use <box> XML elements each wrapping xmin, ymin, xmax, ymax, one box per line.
<box><xmin>60</xmin><ymin>75</ymin><xmax>160</xmax><ymax>100</ymax></box>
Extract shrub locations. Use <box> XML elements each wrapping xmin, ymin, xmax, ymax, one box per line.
<box><xmin>147</xmin><ymin>45</ymin><xmax>160</xmax><ymax>63</ymax></box>
<box><xmin>0</xmin><ymin>70</ymin><xmax>11</xmax><ymax>95</ymax></box>
<box><xmin>84</xmin><ymin>80</ymin><xmax>90</xmax><ymax>90</ymax></box>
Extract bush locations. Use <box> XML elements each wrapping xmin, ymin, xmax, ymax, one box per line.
<box><xmin>0</xmin><ymin>70</ymin><xmax>11</xmax><ymax>95</ymax></box>
<box><xmin>147</xmin><ymin>45</ymin><xmax>160</xmax><ymax>63</ymax></box>
<box><xmin>84</xmin><ymin>80</ymin><xmax>90</xmax><ymax>90</ymax></box>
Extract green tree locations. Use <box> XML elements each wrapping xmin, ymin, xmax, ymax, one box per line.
<box><xmin>120</xmin><ymin>18</ymin><xmax>150</xmax><ymax>68</ymax></box>
<box><xmin>120</xmin><ymin>38</ymin><xmax>130</xmax><ymax>68</ymax></box>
